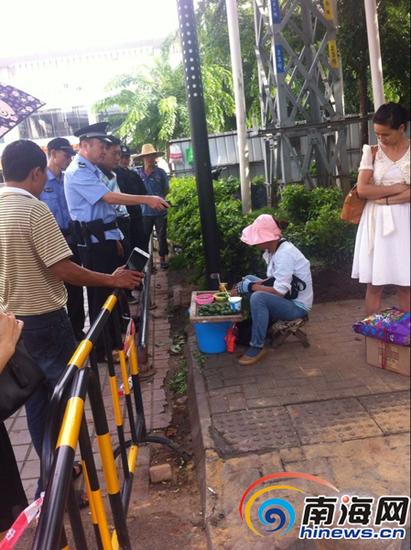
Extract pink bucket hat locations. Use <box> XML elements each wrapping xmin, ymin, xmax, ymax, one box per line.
<box><xmin>241</xmin><ymin>214</ymin><xmax>282</xmax><ymax>245</ymax></box>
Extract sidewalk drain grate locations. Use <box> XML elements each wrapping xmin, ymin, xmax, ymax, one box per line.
<box><xmin>211</xmin><ymin>406</ymin><xmax>299</xmax><ymax>455</ymax></box>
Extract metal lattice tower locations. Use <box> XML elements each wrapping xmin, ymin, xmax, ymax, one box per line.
<box><xmin>253</xmin><ymin>0</ymin><xmax>350</xmax><ymax>190</ymax></box>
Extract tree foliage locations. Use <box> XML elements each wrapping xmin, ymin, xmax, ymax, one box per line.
<box><xmin>338</xmin><ymin>0</ymin><xmax>410</xmax><ymax>114</ymax></box>
<box><xmin>95</xmin><ymin>0</ymin><xmax>409</xmax><ymax>148</ymax></box>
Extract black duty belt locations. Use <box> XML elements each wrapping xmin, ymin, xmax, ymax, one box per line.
<box><xmin>70</xmin><ymin>219</ymin><xmax>119</xmax><ymax>246</ymax></box>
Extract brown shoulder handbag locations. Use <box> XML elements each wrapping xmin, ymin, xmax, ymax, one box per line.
<box><xmin>340</xmin><ymin>145</ymin><xmax>377</xmax><ymax>224</ymax></box>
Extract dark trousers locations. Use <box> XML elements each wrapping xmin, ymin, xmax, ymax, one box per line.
<box><xmin>117</xmin><ymin>216</ymin><xmax>131</xmax><ymax>260</ymax></box>
<box><xmin>78</xmin><ymin>240</ymin><xmax>122</xmax><ymax>354</ymax></box>
<box><xmin>143</xmin><ymin>215</ymin><xmax>169</xmax><ymax>257</ymax></box>
<box><xmin>66</xmin><ymin>243</ymin><xmax>85</xmax><ymax>340</ymax></box>
<box><xmin>17</xmin><ymin>309</ymin><xmax>76</xmax><ymax>495</ymax></box>
<box><xmin>0</xmin><ymin>423</ymin><xmax>28</xmax><ymax>530</ymax></box>
<box><xmin>129</xmin><ymin>216</ymin><xmax>147</xmax><ymax>252</ymax></box>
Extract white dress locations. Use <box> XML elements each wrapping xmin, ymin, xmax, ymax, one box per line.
<box><xmin>352</xmin><ymin>143</ymin><xmax>410</xmax><ymax>286</ymax></box>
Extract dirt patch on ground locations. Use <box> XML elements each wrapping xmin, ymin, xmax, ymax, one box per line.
<box><xmin>128</xmin><ymin>399</ymin><xmax>206</xmax><ymax>550</ymax></box>
<box><xmin>312</xmin><ymin>265</ymin><xmax>397</xmax><ymax>303</ymax></box>
<box><xmin>127</xmin><ymin>270</ymin><xmax>207</xmax><ymax>550</ymax></box>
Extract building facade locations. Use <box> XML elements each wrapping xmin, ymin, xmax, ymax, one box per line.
<box><xmin>0</xmin><ymin>39</ymin><xmax>162</xmax><ymax>151</ymax></box>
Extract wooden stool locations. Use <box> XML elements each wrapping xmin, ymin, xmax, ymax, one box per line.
<box><xmin>269</xmin><ymin>317</ymin><xmax>310</xmax><ymax>348</ymax></box>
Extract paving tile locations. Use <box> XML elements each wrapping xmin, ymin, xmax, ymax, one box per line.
<box><xmin>209</xmin><ymin>396</ymin><xmax>229</xmax><ymax>414</ymax></box>
<box><xmin>21</xmin><ymin>460</ymin><xmax>40</xmax><ymax>480</ymax></box>
<box><xmin>9</xmin><ymin>429</ymin><xmax>33</xmax><ymax>445</ymax></box>
<box><xmin>358</xmin><ymin>391</ymin><xmax>410</xmax><ymax>434</ymax></box>
<box><xmin>227</xmin><ymin>394</ymin><xmax>247</xmax><ymax>411</ymax></box>
<box><xmin>246</xmin><ymin>396</ymin><xmax>283</xmax><ymax>408</ymax></box>
<box><xmin>12</xmin><ymin>444</ymin><xmax>30</xmax><ymax>463</ymax></box>
<box><xmin>212</xmin><ymin>407</ymin><xmax>300</xmax><ymax>455</ymax></box>
<box><xmin>209</xmin><ymin>385</ymin><xmax>242</xmax><ymax>398</ymax></box>
<box><xmin>287</xmin><ymin>398</ymin><xmax>383</xmax><ymax>445</ymax></box>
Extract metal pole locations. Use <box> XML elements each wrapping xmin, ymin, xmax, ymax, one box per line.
<box><xmin>225</xmin><ymin>0</ymin><xmax>252</xmax><ymax>214</ymax></box>
<box><xmin>176</xmin><ymin>0</ymin><xmax>220</xmax><ymax>287</ymax></box>
<box><xmin>364</xmin><ymin>0</ymin><xmax>385</xmax><ymax>109</ymax></box>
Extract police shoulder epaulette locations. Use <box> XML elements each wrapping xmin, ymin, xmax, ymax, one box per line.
<box><xmin>78</xmin><ymin>161</ymin><xmax>86</xmax><ymax>168</ymax></box>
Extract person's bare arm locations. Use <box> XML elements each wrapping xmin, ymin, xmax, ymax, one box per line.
<box><xmin>375</xmin><ymin>187</ymin><xmax>411</xmax><ymax>205</ymax></box>
<box><xmin>102</xmin><ymin>191</ymin><xmax>169</xmax><ymax>210</ymax></box>
<box><xmin>357</xmin><ymin>170</ymin><xmax>409</xmax><ymax>199</ymax></box>
<box><xmin>49</xmin><ymin>258</ymin><xmax>143</xmax><ymax>289</ymax></box>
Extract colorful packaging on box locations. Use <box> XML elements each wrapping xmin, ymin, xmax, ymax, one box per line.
<box><xmin>353</xmin><ymin>308</ymin><xmax>411</xmax><ymax>347</ymax></box>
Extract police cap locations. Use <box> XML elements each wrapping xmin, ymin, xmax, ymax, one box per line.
<box><xmin>47</xmin><ymin>137</ymin><xmax>76</xmax><ymax>155</ymax></box>
<box><xmin>120</xmin><ymin>144</ymin><xmax>131</xmax><ymax>157</ymax></box>
<box><xmin>106</xmin><ymin>135</ymin><xmax>121</xmax><ymax>146</ymax></box>
<box><xmin>74</xmin><ymin>122</ymin><xmax>112</xmax><ymax>142</ymax></box>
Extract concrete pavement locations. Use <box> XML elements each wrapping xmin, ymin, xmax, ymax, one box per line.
<box><xmin>187</xmin><ymin>299</ymin><xmax>410</xmax><ymax>549</ymax></box>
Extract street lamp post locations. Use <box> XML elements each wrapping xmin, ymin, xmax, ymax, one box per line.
<box><xmin>176</xmin><ymin>0</ymin><xmax>221</xmax><ymax>287</ymax></box>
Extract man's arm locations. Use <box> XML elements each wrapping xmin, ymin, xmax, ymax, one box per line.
<box><xmin>49</xmin><ymin>258</ymin><xmax>143</xmax><ymax>289</ymax></box>
<box><xmin>102</xmin><ymin>191</ymin><xmax>168</xmax><ymax>210</ymax></box>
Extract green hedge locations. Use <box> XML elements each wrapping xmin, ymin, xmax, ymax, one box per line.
<box><xmin>167</xmin><ymin>178</ymin><xmax>356</xmax><ymax>284</ymax></box>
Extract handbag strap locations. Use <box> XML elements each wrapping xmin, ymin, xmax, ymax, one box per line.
<box><xmin>371</xmin><ymin>144</ymin><xmax>378</xmax><ymax>164</ymax></box>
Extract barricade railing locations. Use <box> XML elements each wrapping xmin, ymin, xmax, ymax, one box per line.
<box><xmin>33</xmin><ymin>256</ymin><xmax>188</xmax><ymax>549</ymax></box>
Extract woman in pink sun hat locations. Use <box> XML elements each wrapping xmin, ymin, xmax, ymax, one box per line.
<box><xmin>233</xmin><ymin>214</ymin><xmax>313</xmax><ymax>366</ymax></box>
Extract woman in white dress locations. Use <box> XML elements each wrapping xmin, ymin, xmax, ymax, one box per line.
<box><xmin>352</xmin><ymin>102</ymin><xmax>410</xmax><ymax>315</ymax></box>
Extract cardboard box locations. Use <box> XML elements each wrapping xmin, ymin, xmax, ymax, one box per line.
<box><xmin>366</xmin><ymin>337</ymin><xmax>410</xmax><ymax>377</ymax></box>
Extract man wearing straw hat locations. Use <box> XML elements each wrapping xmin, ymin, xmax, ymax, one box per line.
<box><xmin>136</xmin><ymin>144</ymin><xmax>170</xmax><ymax>269</ymax></box>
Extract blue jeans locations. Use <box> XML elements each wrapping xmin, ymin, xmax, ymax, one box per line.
<box><xmin>244</xmin><ymin>276</ymin><xmax>307</xmax><ymax>348</ymax></box>
<box><xmin>18</xmin><ymin>309</ymin><xmax>76</xmax><ymax>459</ymax></box>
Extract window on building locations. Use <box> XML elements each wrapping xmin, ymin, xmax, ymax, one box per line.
<box><xmin>19</xmin><ymin>106</ymin><xmax>89</xmax><ymax>139</ymax></box>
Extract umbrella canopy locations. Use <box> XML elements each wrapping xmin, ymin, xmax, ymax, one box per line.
<box><xmin>0</xmin><ymin>84</ymin><xmax>45</xmax><ymax>139</ymax></box>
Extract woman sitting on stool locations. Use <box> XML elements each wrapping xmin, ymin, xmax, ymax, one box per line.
<box><xmin>233</xmin><ymin>214</ymin><xmax>313</xmax><ymax>366</ymax></box>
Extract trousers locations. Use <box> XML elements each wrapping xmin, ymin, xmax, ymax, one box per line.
<box><xmin>18</xmin><ymin>308</ymin><xmax>76</xmax><ymax>495</ymax></box>
<box><xmin>243</xmin><ymin>275</ymin><xmax>307</xmax><ymax>348</ymax></box>
<box><xmin>66</xmin><ymin>243</ymin><xmax>85</xmax><ymax>340</ymax></box>
<box><xmin>143</xmin><ymin>215</ymin><xmax>169</xmax><ymax>257</ymax></box>
<box><xmin>78</xmin><ymin>240</ymin><xmax>124</xmax><ymax>355</ymax></box>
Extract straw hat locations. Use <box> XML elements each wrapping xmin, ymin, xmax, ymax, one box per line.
<box><xmin>241</xmin><ymin>214</ymin><xmax>282</xmax><ymax>245</ymax></box>
<box><xmin>135</xmin><ymin>143</ymin><xmax>163</xmax><ymax>158</ymax></box>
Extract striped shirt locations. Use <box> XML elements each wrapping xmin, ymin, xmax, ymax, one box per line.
<box><xmin>0</xmin><ymin>188</ymin><xmax>72</xmax><ymax>315</ymax></box>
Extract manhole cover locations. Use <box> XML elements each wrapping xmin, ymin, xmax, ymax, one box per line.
<box><xmin>286</xmin><ymin>398</ymin><xmax>382</xmax><ymax>445</ymax></box>
<box><xmin>358</xmin><ymin>391</ymin><xmax>410</xmax><ymax>434</ymax></box>
<box><xmin>211</xmin><ymin>406</ymin><xmax>299</xmax><ymax>455</ymax></box>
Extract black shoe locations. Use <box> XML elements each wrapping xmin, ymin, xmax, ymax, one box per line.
<box><xmin>160</xmin><ymin>261</ymin><xmax>169</xmax><ymax>270</ymax></box>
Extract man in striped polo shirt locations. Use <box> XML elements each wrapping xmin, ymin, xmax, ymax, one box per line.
<box><xmin>0</xmin><ymin>140</ymin><xmax>143</xmax><ymax>494</ymax></box>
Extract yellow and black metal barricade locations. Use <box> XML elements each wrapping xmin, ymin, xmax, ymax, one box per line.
<box><xmin>33</xmin><ymin>258</ymin><xmax>188</xmax><ymax>549</ymax></box>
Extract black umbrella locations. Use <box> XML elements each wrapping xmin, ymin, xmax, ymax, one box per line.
<box><xmin>0</xmin><ymin>83</ymin><xmax>45</xmax><ymax>139</ymax></box>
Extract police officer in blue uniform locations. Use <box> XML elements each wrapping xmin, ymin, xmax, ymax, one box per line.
<box><xmin>64</xmin><ymin>123</ymin><xmax>168</xmax><ymax>357</ymax></box>
<box><xmin>39</xmin><ymin>137</ymin><xmax>85</xmax><ymax>341</ymax></box>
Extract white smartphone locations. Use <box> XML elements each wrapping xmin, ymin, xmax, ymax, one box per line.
<box><xmin>127</xmin><ymin>246</ymin><xmax>150</xmax><ymax>272</ymax></box>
